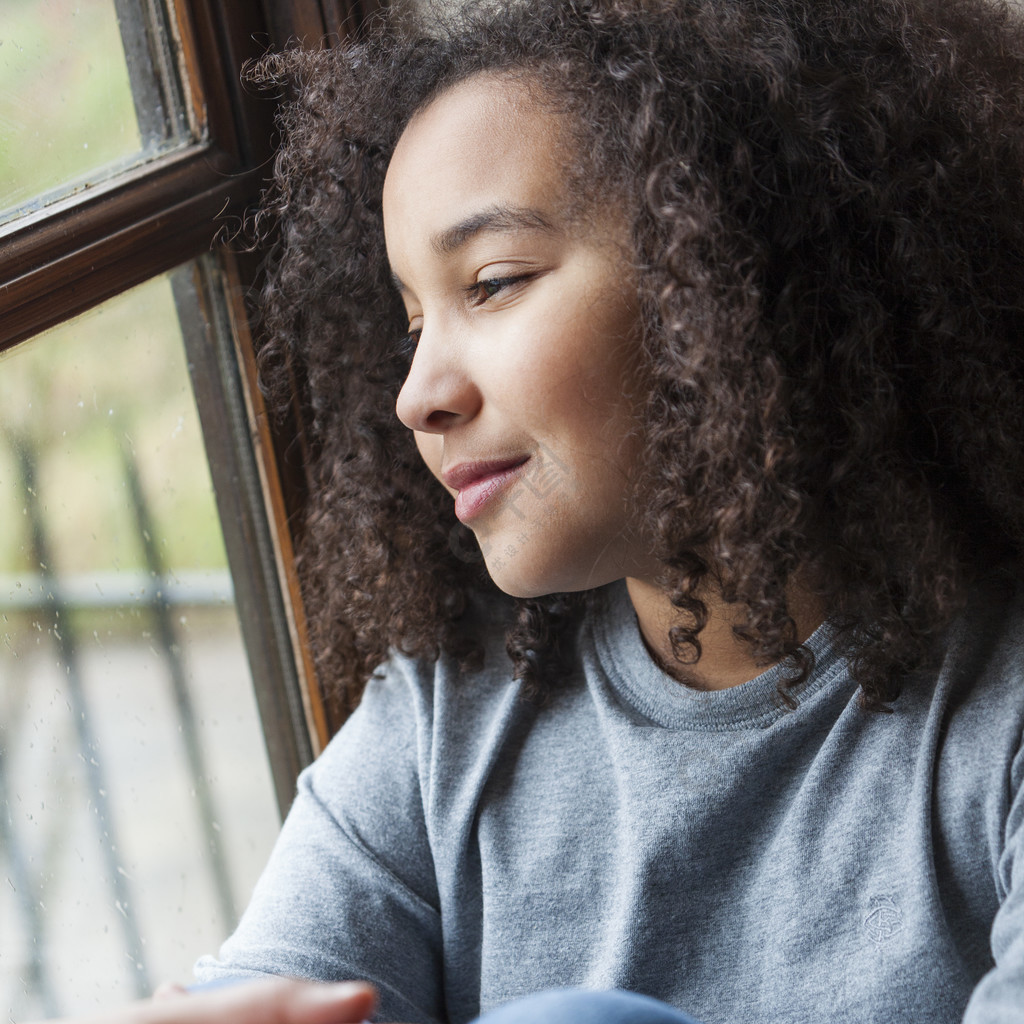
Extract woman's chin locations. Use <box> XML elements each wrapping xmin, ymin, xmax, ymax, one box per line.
<box><xmin>482</xmin><ymin>552</ymin><xmax>619</xmax><ymax>600</ymax></box>
<box><xmin>484</xmin><ymin>563</ymin><xmax>556</xmax><ymax>600</ymax></box>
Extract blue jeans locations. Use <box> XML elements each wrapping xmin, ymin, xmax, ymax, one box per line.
<box><xmin>471</xmin><ymin>989</ymin><xmax>703</xmax><ymax>1024</ymax></box>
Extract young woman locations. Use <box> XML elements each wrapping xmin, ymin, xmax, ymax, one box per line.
<box><xmin>187</xmin><ymin>0</ymin><xmax>1024</xmax><ymax>1021</ymax></box>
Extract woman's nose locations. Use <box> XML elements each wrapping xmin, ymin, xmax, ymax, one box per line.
<box><xmin>395</xmin><ymin>326</ymin><xmax>480</xmax><ymax>434</ymax></box>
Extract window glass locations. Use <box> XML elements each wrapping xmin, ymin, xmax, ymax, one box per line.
<box><xmin>0</xmin><ymin>271</ymin><xmax>279</xmax><ymax>1019</ymax></box>
<box><xmin>0</xmin><ymin>0</ymin><xmax>194</xmax><ymax>225</ymax></box>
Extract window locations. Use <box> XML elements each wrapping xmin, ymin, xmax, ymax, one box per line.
<box><xmin>0</xmin><ymin>0</ymin><xmax>375</xmax><ymax>1016</ymax></box>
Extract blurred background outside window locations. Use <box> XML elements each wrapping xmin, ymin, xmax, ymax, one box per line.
<box><xmin>0</xmin><ymin>269</ymin><xmax>279</xmax><ymax>1019</ymax></box>
<box><xmin>0</xmin><ymin>1</ymin><xmax>298</xmax><ymax>1018</ymax></box>
<box><xmin>0</xmin><ymin>0</ymin><xmax>192</xmax><ymax>225</ymax></box>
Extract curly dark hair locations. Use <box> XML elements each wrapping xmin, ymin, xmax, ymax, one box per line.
<box><xmin>249</xmin><ymin>0</ymin><xmax>1024</xmax><ymax>716</ymax></box>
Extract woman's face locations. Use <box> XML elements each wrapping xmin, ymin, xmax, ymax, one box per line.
<box><xmin>384</xmin><ymin>74</ymin><xmax>655</xmax><ymax>597</ymax></box>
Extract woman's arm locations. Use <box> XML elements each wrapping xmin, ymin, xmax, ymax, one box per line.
<box><xmin>962</xmin><ymin>730</ymin><xmax>1024</xmax><ymax>1020</ymax></box>
<box><xmin>28</xmin><ymin>978</ymin><xmax>377</xmax><ymax>1024</ymax></box>
<box><xmin>194</xmin><ymin>662</ymin><xmax>444</xmax><ymax>1023</ymax></box>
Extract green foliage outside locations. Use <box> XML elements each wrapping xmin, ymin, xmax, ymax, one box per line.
<box><xmin>0</xmin><ymin>0</ymin><xmax>140</xmax><ymax>219</ymax></box>
<box><xmin>0</xmin><ymin>276</ymin><xmax>230</xmax><ymax>577</ymax></box>
<box><xmin>0</xmin><ymin>2</ymin><xmax>228</xmax><ymax>581</ymax></box>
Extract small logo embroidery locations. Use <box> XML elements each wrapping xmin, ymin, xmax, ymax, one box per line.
<box><xmin>864</xmin><ymin>895</ymin><xmax>904</xmax><ymax>944</ymax></box>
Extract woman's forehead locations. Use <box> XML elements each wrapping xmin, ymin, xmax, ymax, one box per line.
<box><xmin>382</xmin><ymin>76</ymin><xmax>581</xmax><ymax>259</ymax></box>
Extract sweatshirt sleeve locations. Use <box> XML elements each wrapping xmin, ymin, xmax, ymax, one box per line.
<box><xmin>193</xmin><ymin>658</ymin><xmax>444</xmax><ymax>1024</ymax></box>
<box><xmin>962</xmin><ymin>729</ymin><xmax>1024</xmax><ymax>1023</ymax></box>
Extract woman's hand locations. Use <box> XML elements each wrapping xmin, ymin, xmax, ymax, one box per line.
<box><xmin>26</xmin><ymin>977</ymin><xmax>377</xmax><ymax>1024</ymax></box>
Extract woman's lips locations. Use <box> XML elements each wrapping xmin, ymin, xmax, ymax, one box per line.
<box><xmin>443</xmin><ymin>457</ymin><xmax>530</xmax><ymax>523</ymax></box>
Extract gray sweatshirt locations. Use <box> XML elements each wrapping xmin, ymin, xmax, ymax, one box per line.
<box><xmin>196</xmin><ymin>574</ymin><xmax>1024</xmax><ymax>1023</ymax></box>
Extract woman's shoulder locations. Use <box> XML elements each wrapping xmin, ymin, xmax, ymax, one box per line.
<box><xmin>319</xmin><ymin>587</ymin><xmax>523</xmax><ymax>760</ymax></box>
<box><xmin>942</xmin><ymin>566</ymin><xmax>1024</xmax><ymax>694</ymax></box>
<box><xmin>923</xmin><ymin>566</ymin><xmax>1024</xmax><ymax>798</ymax></box>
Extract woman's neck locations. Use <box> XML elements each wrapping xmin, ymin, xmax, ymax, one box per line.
<box><xmin>624</xmin><ymin>575</ymin><xmax>826</xmax><ymax>691</ymax></box>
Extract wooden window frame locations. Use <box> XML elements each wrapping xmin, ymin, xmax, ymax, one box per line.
<box><xmin>0</xmin><ymin>0</ymin><xmax>381</xmax><ymax>812</ymax></box>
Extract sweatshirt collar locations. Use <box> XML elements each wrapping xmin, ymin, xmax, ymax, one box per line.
<box><xmin>589</xmin><ymin>580</ymin><xmax>849</xmax><ymax>731</ymax></box>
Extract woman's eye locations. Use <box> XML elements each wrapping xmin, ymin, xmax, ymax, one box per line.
<box><xmin>469</xmin><ymin>275</ymin><xmax>528</xmax><ymax>304</ymax></box>
<box><xmin>396</xmin><ymin>327</ymin><xmax>421</xmax><ymax>360</ymax></box>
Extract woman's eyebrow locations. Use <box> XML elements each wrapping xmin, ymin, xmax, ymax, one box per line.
<box><xmin>430</xmin><ymin>204</ymin><xmax>556</xmax><ymax>257</ymax></box>
<box><xmin>389</xmin><ymin>205</ymin><xmax>557</xmax><ymax>293</ymax></box>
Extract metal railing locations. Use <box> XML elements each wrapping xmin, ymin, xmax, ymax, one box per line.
<box><xmin>1</xmin><ymin>433</ymin><xmax>241</xmax><ymax>1015</ymax></box>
